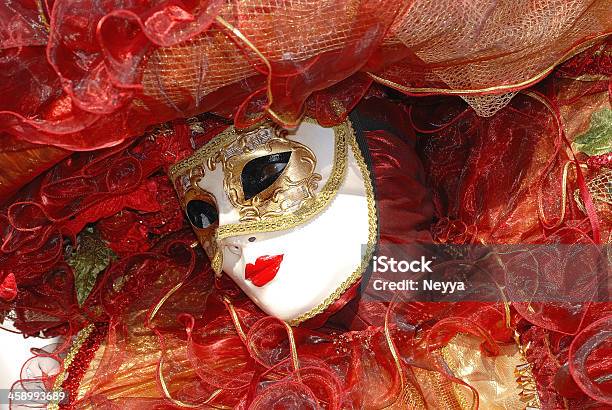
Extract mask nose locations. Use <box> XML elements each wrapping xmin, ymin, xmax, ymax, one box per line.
<box><xmin>222</xmin><ymin>237</ymin><xmax>243</xmax><ymax>256</ymax></box>
<box><xmin>221</xmin><ymin>235</ymin><xmax>258</xmax><ymax>257</ymax></box>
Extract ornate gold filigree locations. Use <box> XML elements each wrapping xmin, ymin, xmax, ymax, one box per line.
<box><xmin>170</xmin><ymin>118</ymin><xmax>349</xmax><ymax>274</ymax></box>
<box><xmin>213</xmin><ymin>119</ymin><xmax>348</xmax><ymax>242</ymax></box>
<box><xmin>222</xmin><ymin>125</ymin><xmax>322</xmax><ymax>222</ymax></box>
<box><xmin>171</xmin><ymin>121</ymin><xmax>333</xmax><ymax>228</ymax></box>
<box><xmin>181</xmin><ymin>188</ymin><xmax>219</xmax><ymax>269</ymax></box>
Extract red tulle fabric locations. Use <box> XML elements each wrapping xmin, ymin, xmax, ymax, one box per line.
<box><xmin>1</xmin><ymin>1</ymin><xmax>610</xmax><ymax>153</ymax></box>
<box><xmin>1</xmin><ymin>32</ymin><xmax>612</xmax><ymax>410</ymax></box>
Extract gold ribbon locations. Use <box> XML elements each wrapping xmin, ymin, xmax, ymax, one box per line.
<box><xmin>223</xmin><ymin>296</ymin><xmax>301</xmax><ymax>374</ymax></box>
<box><xmin>384</xmin><ymin>299</ymin><xmax>406</xmax><ymax>406</ymax></box>
<box><xmin>157</xmin><ymin>356</ymin><xmax>224</xmax><ymax>408</ymax></box>
<box><xmin>282</xmin><ymin>322</ymin><xmax>301</xmax><ymax>374</ymax></box>
<box><xmin>152</xmin><ymin>282</ymin><xmax>227</xmax><ymax>408</ymax></box>
<box><xmin>222</xmin><ymin>295</ymin><xmax>248</xmax><ymax>343</ymax></box>
<box><xmin>523</xmin><ymin>90</ymin><xmax>592</xmax><ymax>233</ymax></box>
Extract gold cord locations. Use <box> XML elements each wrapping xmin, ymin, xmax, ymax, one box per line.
<box><xmin>367</xmin><ymin>33</ymin><xmax>610</xmax><ymax>96</ymax></box>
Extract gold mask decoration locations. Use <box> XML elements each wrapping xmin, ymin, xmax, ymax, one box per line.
<box><xmin>182</xmin><ymin>187</ymin><xmax>219</xmax><ymax>264</ymax></box>
<box><xmin>169</xmin><ymin>118</ymin><xmax>351</xmax><ymax>274</ymax></box>
<box><xmin>220</xmin><ymin>125</ymin><xmax>322</xmax><ymax>221</ymax></box>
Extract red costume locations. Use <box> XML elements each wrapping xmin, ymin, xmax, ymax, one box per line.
<box><xmin>0</xmin><ymin>1</ymin><xmax>611</xmax><ymax>408</ymax></box>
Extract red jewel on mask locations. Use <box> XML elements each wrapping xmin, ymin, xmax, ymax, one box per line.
<box><xmin>0</xmin><ymin>272</ymin><xmax>17</xmax><ymax>301</ymax></box>
<box><xmin>245</xmin><ymin>255</ymin><xmax>284</xmax><ymax>287</ymax></box>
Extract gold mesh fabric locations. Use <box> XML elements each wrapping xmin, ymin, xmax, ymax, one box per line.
<box><xmin>461</xmin><ymin>93</ymin><xmax>518</xmax><ymax>117</ymax></box>
<box><xmin>142</xmin><ymin>25</ymin><xmax>254</xmax><ymax>110</ymax></box>
<box><xmin>385</xmin><ymin>0</ymin><xmax>609</xmax><ymax>117</ymax></box>
<box><xmin>587</xmin><ymin>168</ymin><xmax>612</xmax><ymax>207</ymax></box>
<box><xmin>389</xmin><ymin>0</ymin><xmax>606</xmax><ymax>86</ymax></box>
<box><xmin>141</xmin><ymin>0</ymin><xmax>611</xmax><ymax>117</ymax></box>
<box><xmin>575</xmin><ymin>168</ymin><xmax>612</xmax><ymax>213</ymax></box>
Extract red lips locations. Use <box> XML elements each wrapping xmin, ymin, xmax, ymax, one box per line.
<box><xmin>245</xmin><ymin>255</ymin><xmax>284</xmax><ymax>287</ymax></box>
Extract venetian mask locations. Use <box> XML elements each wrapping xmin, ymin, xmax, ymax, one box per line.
<box><xmin>170</xmin><ymin>118</ymin><xmax>377</xmax><ymax>324</ymax></box>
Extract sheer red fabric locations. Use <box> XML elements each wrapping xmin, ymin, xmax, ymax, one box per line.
<box><xmin>0</xmin><ymin>0</ymin><xmax>610</xmax><ymax>153</ymax></box>
<box><xmin>0</xmin><ymin>12</ymin><xmax>611</xmax><ymax>409</ymax></box>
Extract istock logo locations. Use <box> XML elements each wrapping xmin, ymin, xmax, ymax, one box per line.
<box><xmin>373</xmin><ymin>256</ymin><xmax>433</xmax><ymax>273</ymax></box>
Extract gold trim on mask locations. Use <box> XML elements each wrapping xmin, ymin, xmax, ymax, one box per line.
<box><xmin>214</xmin><ymin>119</ymin><xmax>348</xmax><ymax>240</ymax></box>
<box><xmin>288</xmin><ymin>121</ymin><xmax>377</xmax><ymax>325</ymax></box>
<box><xmin>171</xmin><ymin>117</ymin><xmax>376</xmax><ymax>325</ymax></box>
<box><xmin>182</xmin><ymin>188</ymin><xmax>220</xmax><ymax>269</ymax></box>
<box><xmin>223</xmin><ymin>126</ymin><xmax>322</xmax><ymax>221</ymax></box>
<box><xmin>170</xmin><ymin>118</ymin><xmax>349</xmax><ymax>274</ymax></box>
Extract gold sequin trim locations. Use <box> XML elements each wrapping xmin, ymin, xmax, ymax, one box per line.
<box><xmin>47</xmin><ymin>324</ymin><xmax>95</xmax><ymax>410</ymax></box>
<box><xmin>440</xmin><ymin>332</ymin><xmax>542</xmax><ymax>410</ymax></box>
<box><xmin>513</xmin><ymin>331</ymin><xmax>542</xmax><ymax>410</ymax></box>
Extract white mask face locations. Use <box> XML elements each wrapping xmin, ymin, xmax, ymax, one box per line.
<box><xmin>170</xmin><ymin>119</ymin><xmax>376</xmax><ymax>324</ymax></box>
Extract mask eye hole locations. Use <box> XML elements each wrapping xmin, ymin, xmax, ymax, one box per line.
<box><xmin>186</xmin><ymin>200</ymin><xmax>218</xmax><ymax>229</ymax></box>
<box><xmin>241</xmin><ymin>151</ymin><xmax>292</xmax><ymax>200</ymax></box>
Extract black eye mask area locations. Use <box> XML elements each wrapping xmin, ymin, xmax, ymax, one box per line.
<box><xmin>186</xmin><ymin>199</ymin><xmax>219</xmax><ymax>229</ymax></box>
<box><xmin>241</xmin><ymin>151</ymin><xmax>292</xmax><ymax>200</ymax></box>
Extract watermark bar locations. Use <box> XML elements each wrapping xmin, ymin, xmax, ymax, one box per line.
<box><xmin>360</xmin><ymin>244</ymin><xmax>611</xmax><ymax>303</ymax></box>
<box><xmin>0</xmin><ymin>389</ymin><xmax>68</xmax><ymax>406</ymax></box>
